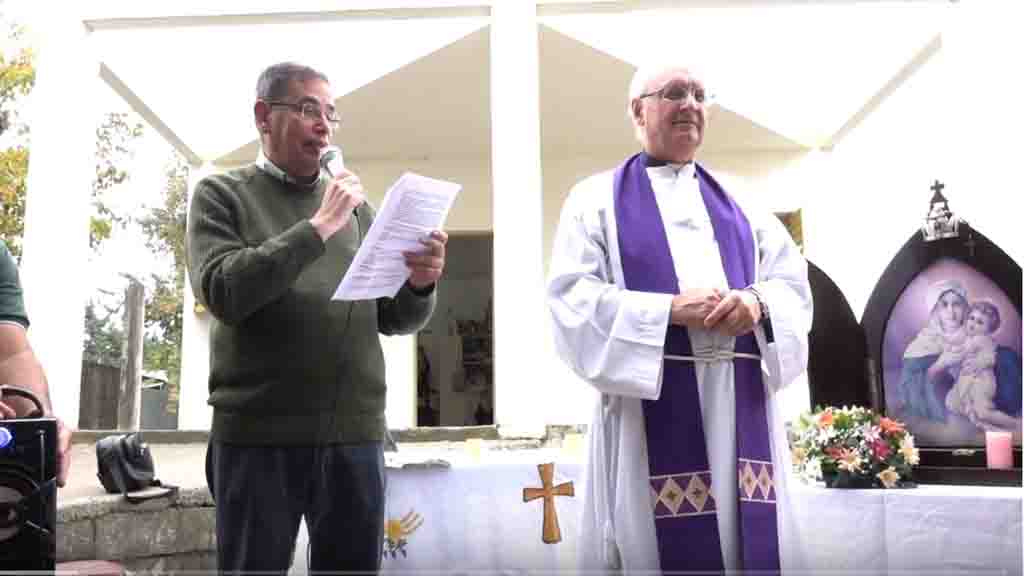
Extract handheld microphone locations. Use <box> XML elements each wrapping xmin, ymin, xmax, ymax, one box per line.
<box><xmin>319</xmin><ymin>145</ymin><xmax>345</xmax><ymax>179</ymax></box>
<box><xmin>319</xmin><ymin>145</ymin><xmax>363</xmax><ymax>224</ymax></box>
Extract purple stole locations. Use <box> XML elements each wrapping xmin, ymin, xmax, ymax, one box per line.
<box><xmin>613</xmin><ymin>153</ymin><xmax>780</xmax><ymax>573</ymax></box>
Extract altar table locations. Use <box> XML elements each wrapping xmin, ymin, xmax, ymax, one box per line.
<box><xmin>287</xmin><ymin>449</ymin><xmax>1021</xmax><ymax>575</ymax></box>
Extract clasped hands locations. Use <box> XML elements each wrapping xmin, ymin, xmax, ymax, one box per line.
<box><xmin>669</xmin><ymin>287</ymin><xmax>762</xmax><ymax>336</ymax></box>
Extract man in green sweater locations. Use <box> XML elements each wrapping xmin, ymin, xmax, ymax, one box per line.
<box><xmin>186</xmin><ymin>62</ymin><xmax>446</xmax><ymax>574</ymax></box>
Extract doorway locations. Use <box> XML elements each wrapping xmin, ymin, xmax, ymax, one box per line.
<box><xmin>416</xmin><ymin>232</ymin><xmax>493</xmax><ymax>427</ymax></box>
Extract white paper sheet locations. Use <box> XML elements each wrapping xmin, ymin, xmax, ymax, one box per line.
<box><xmin>332</xmin><ymin>172</ymin><xmax>461</xmax><ymax>301</ymax></box>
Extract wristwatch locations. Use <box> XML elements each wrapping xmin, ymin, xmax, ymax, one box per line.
<box><xmin>746</xmin><ymin>285</ymin><xmax>769</xmax><ymax>324</ymax></box>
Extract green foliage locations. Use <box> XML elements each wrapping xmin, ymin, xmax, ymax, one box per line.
<box><xmin>0</xmin><ymin>26</ymin><xmax>34</xmax><ymax>258</ymax></box>
<box><xmin>138</xmin><ymin>154</ymin><xmax>189</xmax><ymax>415</ymax></box>
<box><xmin>91</xmin><ymin>112</ymin><xmax>144</xmax><ymax>249</ymax></box>
<box><xmin>0</xmin><ymin>147</ymin><xmax>27</xmax><ymax>258</ymax></box>
<box><xmin>2</xmin><ymin>15</ymin><xmax>187</xmax><ymax>421</ymax></box>
<box><xmin>0</xmin><ymin>34</ymin><xmax>34</xmax><ymax>140</ymax></box>
<box><xmin>82</xmin><ymin>152</ymin><xmax>189</xmax><ymax>418</ymax></box>
<box><xmin>0</xmin><ymin>21</ymin><xmax>142</xmax><ymax>255</ymax></box>
<box><xmin>83</xmin><ymin>299</ymin><xmax>124</xmax><ymax>366</ymax></box>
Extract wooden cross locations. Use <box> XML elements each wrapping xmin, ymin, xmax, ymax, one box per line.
<box><xmin>523</xmin><ymin>462</ymin><xmax>574</xmax><ymax>544</ymax></box>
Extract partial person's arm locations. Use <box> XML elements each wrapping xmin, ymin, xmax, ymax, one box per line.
<box><xmin>0</xmin><ymin>324</ymin><xmax>72</xmax><ymax>486</ymax></box>
<box><xmin>0</xmin><ymin>244</ymin><xmax>72</xmax><ymax>486</ymax></box>
<box><xmin>187</xmin><ymin>179</ymin><xmax>326</xmax><ymax>326</ymax></box>
<box><xmin>929</xmin><ymin>348</ymin><xmax>962</xmax><ymax>379</ymax></box>
<box><xmin>746</xmin><ymin>210</ymin><xmax>813</xmax><ymax>391</ymax></box>
<box><xmin>546</xmin><ymin>178</ymin><xmax>674</xmax><ymax>400</ymax></box>
<box><xmin>0</xmin><ymin>322</ymin><xmax>50</xmax><ymax>417</ymax></box>
<box><xmin>378</xmin><ymin>283</ymin><xmax>436</xmax><ymax>335</ymax></box>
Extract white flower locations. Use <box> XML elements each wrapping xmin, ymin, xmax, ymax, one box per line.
<box><xmin>791</xmin><ymin>447</ymin><xmax>808</xmax><ymax>467</ymax></box>
<box><xmin>877</xmin><ymin>467</ymin><xmax>901</xmax><ymax>488</ymax></box>
<box><xmin>900</xmin><ymin>435</ymin><xmax>920</xmax><ymax>465</ymax></box>
<box><xmin>837</xmin><ymin>450</ymin><xmax>863</xmax><ymax>473</ymax></box>
<box><xmin>816</xmin><ymin>427</ymin><xmax>837</xmax><ymax>445</ymax></box>
<box><xmin>805</xmin><ymin>458</ymin><xmax>822</xmax><ymax>482</ymax></box>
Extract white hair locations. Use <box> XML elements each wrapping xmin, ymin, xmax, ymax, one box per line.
<box><xmin>626</xmin><ymin>61</ymin><xmax>709</xmax><ymax>144</ymax></box>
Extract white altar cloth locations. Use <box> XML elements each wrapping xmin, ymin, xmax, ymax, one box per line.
<box><xmin>289</xmin><ymin>448</ymin><xmax>1021</xmax><ymax>575</ymax></box>
<box><xmin>788</xmin><ymin>482</ymin><xmax>1022</xmax><ymax>575</ymax></box>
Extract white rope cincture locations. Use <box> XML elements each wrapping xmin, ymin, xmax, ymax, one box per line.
<box><xmin>665</xmin><ymin>350</ymin><xmax>760</xmax><ymax>364</ymax></box>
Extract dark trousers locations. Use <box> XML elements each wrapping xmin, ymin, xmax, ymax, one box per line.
<box><xmin>206</xmin><ymin>440</ymin><xmax>386</xmax><ymax>575</ymax></box>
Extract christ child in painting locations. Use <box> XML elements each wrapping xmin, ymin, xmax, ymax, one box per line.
<box><xmin>943</xmin><ymin>300</ymin><xmax>1013</xmax><ymax>430</ymax></box>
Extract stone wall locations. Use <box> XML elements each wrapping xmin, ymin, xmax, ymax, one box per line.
<box><xmin>58</xmin><ymin>487</ymin><xmax>216</xmax><ymax>572</ymax></box>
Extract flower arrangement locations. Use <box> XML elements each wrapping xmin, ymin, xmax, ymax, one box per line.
<box><xmin>790</xmin><ymin>406</ymin><xmax>920</xmax><ymax>488</ymax></box>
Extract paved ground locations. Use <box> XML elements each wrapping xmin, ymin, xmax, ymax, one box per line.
<box><xmin>60</xmin><ymin>442</ymin><xmax>210</xmax><ymax>503</ymax></box>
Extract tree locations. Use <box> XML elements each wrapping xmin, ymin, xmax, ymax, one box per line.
<box><xmin>138</xmin><ymin>153</ymin><xmax>189</xmax><ymax>416</ymax></box>
<box><xmin>0</xmin><ymin>21</ymin><xmax>141</xmax><ymax>258</ymax></box>
<box><xmin>0</xmin><ymin>24</ymin><xmax>34</xmax><ymax>259</ymax></box>
<box><xmin>0</xmin><ymin>146</ymin><xmax>27</xmax><ymax>257</ymax></box>
<box><xmin>0</xmin><ymin>24</ymin><xmax>34</xmax><ymax>141</ymax></box>
<box><xmin>91</xmin><ymin>112</ymin><xmax>144</xmax><ymax>249</ymax></box>
<box><xmin>83</xmin><ymin>298</ymin><xmax>124</xmax><ymax>365</ymax></box>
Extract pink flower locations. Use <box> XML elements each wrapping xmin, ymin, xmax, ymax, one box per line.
<box><xmin>871</xmin><ymin>439</ymin><xmax>892</xmax><ymax>460</ymax></box>
<box><xmin>860</xmin><ymin>424</ymin><xmax>881</xmax><ymax>444</ymax></box>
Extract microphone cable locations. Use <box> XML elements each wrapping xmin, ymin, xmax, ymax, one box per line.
<box><xmin>306</xmin><ymin>195</ymin><xmax>364</xmax><ymax>572</ymax></box>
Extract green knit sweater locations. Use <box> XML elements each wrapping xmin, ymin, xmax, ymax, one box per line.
<box><xmin>186</xmin><ymin>164</ymin><xmax>435</xmax><ymax>444</ymax></box>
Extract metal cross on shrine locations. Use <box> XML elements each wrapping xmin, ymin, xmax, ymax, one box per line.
<box><xmin>931</xmin><ymin>179</ymin><xmax>945</xmax><ymax>195</ymax></box>
<box><xmin>964</xmin><ymin>231</ymin><xmax>977</xmax><ymax>257</ymax></box>
<box><xmin>522</xmin><ymin>462</ymin><xmax>574</xmax><ymax>544</ymax></box>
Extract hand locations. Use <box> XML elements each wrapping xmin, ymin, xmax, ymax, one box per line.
<box><xmin>669</xmin><ymin>288</ymin><xmax>724</xmax><ymax>329</ymax></box>
<box><xmin>309</xmin><ymin>169</ymin><xmax>366</xmax><ymax>241</ymax></box>
<box><xmin>703</xmin><ymin>289</ymin><xmax>761</xmax><ymax>336</ymax></box>
<box><xmin>0</xmin><ymin>402</ymin><xmax>73</xmax><ymax>487</ymax></box>
<box><xmin>56</xmin><ymin>417</ymin><xmax>72</xmax><ymax>487</ymax></box>
<box><xmin>405</xmin><ymin>230</ymin><xmax>448</xmax><ymax>290</ymax></box>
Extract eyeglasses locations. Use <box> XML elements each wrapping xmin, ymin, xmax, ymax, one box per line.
<box><xmin>638</xmin><ymin>83</ymin><xmax>712</xmax><ymax>106</ymax></box>
<box><xmin>265</xmin><ymin>100</ymin><xmax>341</xmax><ymax>125</ymax></box>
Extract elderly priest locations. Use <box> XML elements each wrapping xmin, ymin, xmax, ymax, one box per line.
<box><xmin>546</xmin><ymin>61</ymin><xmax>813</xmax><ymax>574</ymax></box>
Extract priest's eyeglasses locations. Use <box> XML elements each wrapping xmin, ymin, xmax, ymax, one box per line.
<box><xmin>639</xmin><ymin>84</ymin><xmax>711</xmax><ymax>106</ymax></box>
<box><xmin>266</xmin><ymin>100</ymin><xmax>341</xmax><ymax>126</ymax></box>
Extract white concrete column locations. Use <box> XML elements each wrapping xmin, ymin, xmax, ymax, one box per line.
<box><xmin>177</xmin><ymin>162</ymin><xmax>215</xmax><ymax>430</ymax></box>
<box><xmin>490</xmin><ymin>1</ymin><xmax>546</xmax><ymax>435</ymax></box>
<box><xmin>382</xmin><ymin>334</ymin><xmax>416</xmax><ymax>430</ymax></box>
<box><xmin>18</xmin><ymin>11</ymin><xmax>97</xmax><ymax>426</ymax></box>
